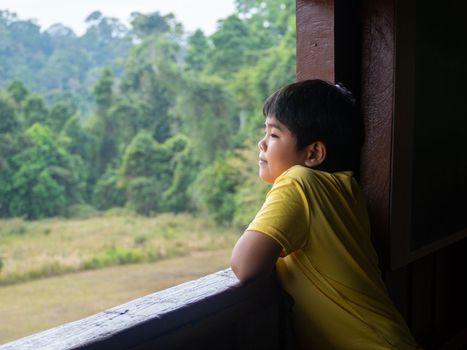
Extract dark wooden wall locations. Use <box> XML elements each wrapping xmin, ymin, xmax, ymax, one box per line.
<box><xmin>296</xmin><ymin>1</ymin><xmax>467</xmax><ymax>349</ymax></box>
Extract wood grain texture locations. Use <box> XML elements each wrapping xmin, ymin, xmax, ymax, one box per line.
<box><xmin>0</xmin><ymin>269</ymin><xmax>281</xmax><ymax>350</ymax></box>
<box><xmin>296</xmin><ymin>0</ymin><xmax>335</xmax><ymax>81</ymax></box>
<box><xmin>359</xmin><ymin>0</ymin><xmax>395</xmax><ymax>268</ymax></box>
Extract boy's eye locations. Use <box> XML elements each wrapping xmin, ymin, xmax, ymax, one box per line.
<box><xmin>262</xmin><ymin>128</ymin><xmax>279</xmax><ymax>138</ymax></box>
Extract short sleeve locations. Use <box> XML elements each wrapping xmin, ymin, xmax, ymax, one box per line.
<box><xmin>247</xmin><ymin>176</ymin><xmax>310</xmax><ymax>256</ymax></box>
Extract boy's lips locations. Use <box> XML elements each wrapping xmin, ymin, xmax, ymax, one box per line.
<box><xmin>258</xmin><ymin>157</ymin><xmax>268</xmax><ymax>165</ymax></box>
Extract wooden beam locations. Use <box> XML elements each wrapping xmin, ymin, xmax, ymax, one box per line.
<box><xmin>0</xmin><ymin>270</ymin><xmax>281</xmax><ymax>350</ymax></box>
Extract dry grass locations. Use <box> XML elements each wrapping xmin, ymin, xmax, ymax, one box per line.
<box><xmin>0</xmin><ymin>249</ymin><xmax>232</xmax><ymax>344</ymax></box>
<box><xmin>0</xmin><ymin>213</ymin><xmax>240</xmax><ymax>285</ymax></box>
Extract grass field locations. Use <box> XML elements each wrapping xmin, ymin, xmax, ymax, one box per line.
<box><xmin>0</xmin><ymin>213</ymin><xmax>241</xmax><ymax>344</ymax></box>
<box><xmin>0</xmin><ymin>249</ymin><xmax>232</xmax><ymax>344</ymax></box>
<box><xmin>0</xmin><ymin>213</ymin><xmax>239</xmax><ymax>285</ymax></box>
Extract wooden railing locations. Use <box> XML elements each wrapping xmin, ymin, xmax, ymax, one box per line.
<box><xmin>0</xmin><ymin>269</ymin><xmax>286</xmax><ymax>350</ymax></box>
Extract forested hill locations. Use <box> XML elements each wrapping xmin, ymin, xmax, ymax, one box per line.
<box><xmin>0</xmin><ymin>0</ymin><xmax>295</xmax><ymax>226</ymax></box>
<box><xmin>0</xmin><ymin>9</ymin><xmax>133</xmax><ymax>114</ymax></box>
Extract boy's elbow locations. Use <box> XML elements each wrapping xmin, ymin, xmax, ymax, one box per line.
<box><xmin>231</xmin><ymin>230</ymin><xmax>282</xmax><ymax>284</ymax></box>
<box><xmin>230</xmin><ymin>255</ymin><xmax>250</xmax><ymax>283</ymax></box>
<box><xmin>230</xmin><ymin>255</ymin><xmax>272</xmax><ymax>284</ymax></box>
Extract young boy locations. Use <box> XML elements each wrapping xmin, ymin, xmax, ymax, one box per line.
<box><xmin>231</xmin><ymin>80</ymin><xmax>419</xmax><ymax>349</ymax></box>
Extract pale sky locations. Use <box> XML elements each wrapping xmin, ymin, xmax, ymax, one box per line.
<box><xmin>0</xmin><ymin>0</ymin><xmax>236</xmax><ymax>35</ymax></box>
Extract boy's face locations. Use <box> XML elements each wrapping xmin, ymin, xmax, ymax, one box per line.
<box><xmin>258</xmin><ymin>115</ymin><xmax>309</xmax><ymax>183</ymax></box>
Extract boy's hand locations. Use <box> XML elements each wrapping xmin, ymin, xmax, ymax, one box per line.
<box><xmin>230</xmin><ymin>230</ymin><xmax>282</xmax><ymax>284</ymax></box>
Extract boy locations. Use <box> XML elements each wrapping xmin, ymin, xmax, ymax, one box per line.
<box><xmin>231</xmin><ymin>80</ymin><xmax>419</xmax><ymax>349</ymax></box>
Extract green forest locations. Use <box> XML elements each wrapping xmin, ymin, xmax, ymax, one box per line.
<box><xmin>0</xmin><ymin>0</ymin><xmax>295</xmax><ymax>227</ymax></box>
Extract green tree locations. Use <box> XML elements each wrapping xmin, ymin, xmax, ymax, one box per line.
<box><xmin>91</xmin><ymin>68</ymin><xmax>118</xmax><ymax>175</ymax></box>
<box><xmin>81</xmin><ymin>11</ymin><xmax>130</xmax><ymax>67</ymax></box>
<box><xmin>0</xmin><ymin>95</ymin><xmax>19</xmax><ymax>133</ymax></box>
<box><xmin>120</xmin><ymin>131</ymin><xmax>184</xmax><ymax>214</ymax></box>
<box><xmin>0</xmin><ymin>156</ymin><xmax>14</xmax><ymax>216</ymax></box>
<box><xmin>121</xmin><ymin>131</ymin><xmax>170</xmax><ymax>179</ymax></box>
<box><xmin>0</xmin><ymin>93</ymin><xmax>22</xmax><ymax>216</ymax></box>
<box><xmin>160</xmin><ymin>134</ymin><xmax>199</xmax><ymax>212</ymax></box>
<box><xmin>185</xmin><ymin>30</ymin><xmax>210</xmax><ymax>72</ymax></box>
<box><xmin>190</xmin><ymin>156</ymin><xmax>240</xmax><ymax>224</ymax></box>
<box><xmin>48</xmin><ymin>101</ymin><xmax>76</xmax><ymax>132</ymax></box>
<box><xmin>119</xmin><ymin>20</ymin><xmax>181</xmax><ymax>143</ymax></box>
<box><xmin>107</xmin><ymin>97</ymin><xmax>144</xmax><ymax>152</ymax></box>
<box><xmin>7</xmin><ymin>80</ymin><xmax>29</xmax><ymax>106</ymax></box>
<box><xmin>92</xmin><ymin>168</ymin><xmax>126</xmax><ymax>210</ymax></box>
<box><xmin>93</xmin><ymin>67</ymin><xmax>113</xmax><ymax>114</ymax></box>
<box><xmin>8</xmin><ymin>124</ymin><xmax>84</xmax><ymax>219</ymax></box>
<box><xmin>208</xmin><ymin>15</ymin><xmax>256</xmax><ymax>76</ymax></box>
<box><xmin>130</xmin><ymin>12</ymin><xmax>176</xmax><ymax>38</ymax></box>
<box><xmin>22</xmin><ymin>95</ymin><xmax>48</xmax><ymax>127</ymax></box>
<box><xmin>120</xmin><ymin>63</ymin><xmax>173</xmax><ymax>142</ymax></box>
<box><xmin>126</xmin><ymin>177</ymin><xmax>161</xmax><ymax>215</ymax></box>
<box><xmin>0</xmin><ymin>94</ymin><xmax>21</xmax><ymax>183</ymax></box>
<box><xmin>61</xmin><ymin>116</ymin><xmax>97</xmax><ymax>199</ymax></box>
<box><xmin>172</xmin><ymin>74</ymin><xmax>238</xmax><ymax>164</ymax></box>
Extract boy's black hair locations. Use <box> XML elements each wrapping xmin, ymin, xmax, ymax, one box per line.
<box><xmin>262</xmin><ymin>79</ymin><xmax>364</xmax><ymax>174</ymax></box>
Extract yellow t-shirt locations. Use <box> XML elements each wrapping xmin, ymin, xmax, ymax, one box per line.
<box><xmin>247</xmin><ymin>165</ymin><xmax>419</xmax><ymax>349</ymax></box>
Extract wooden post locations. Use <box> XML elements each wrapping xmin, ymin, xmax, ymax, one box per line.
<box><xmin>359</xmin><ymin>0</ymin><xmax>395</xmax><ymax>268</ymax></box>
<box><xmin>296</xmin><ymin>0</ymin><xmax>335</xmax><ymax>82</ymax></box>
<box><xmin>296</xmin><ymin>0</ymin><xmax>392</xmax><ymax>265</ymax></box>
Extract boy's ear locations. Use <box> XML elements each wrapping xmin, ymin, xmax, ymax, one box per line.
<box><xmin>304</xmin><ymin>141</ymin><xmax>326</xmax><ymax>168</ymax></box>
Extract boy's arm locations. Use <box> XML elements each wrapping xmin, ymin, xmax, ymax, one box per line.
<box><xmin>231</xmin><ymin>230</ymin><xmax>282</xmax><ymax>285</ymax></box>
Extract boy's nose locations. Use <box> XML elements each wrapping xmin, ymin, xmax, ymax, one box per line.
<box><xmin>258</xmin><ymin>137</ymin><xmax>267</xmax><ymax>151</ymax></box>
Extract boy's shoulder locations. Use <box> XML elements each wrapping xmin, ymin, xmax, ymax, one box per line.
<box><xmin>279</xmin><ymin>165</ymin><xmax>353</xmax><ymax>184</ymax></box>
<box><xmin>275</xmin><ymin>166</ymin><xmax>357</xmax><ymax>200</ymax></box>
<box><xmin>281</xmin><ymin>165</ymin><xmax>315</xmax><ymax>178</ymax></box>
<box><xmin>273</xmin><ymin>166</ymin><xmax>322</xmax><ymax>192</ymax></box>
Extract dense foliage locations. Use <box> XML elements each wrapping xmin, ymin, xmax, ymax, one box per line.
<box><xmin>0</xmin><ymin>0</ymin><xmax>295</xmax><ymax>226</ymax></box>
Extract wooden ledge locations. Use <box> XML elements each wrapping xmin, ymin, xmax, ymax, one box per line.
<box><xmin>0</xmin><ymin>269</ymin><xmax>281</xmax><ymax>350</ymax></box>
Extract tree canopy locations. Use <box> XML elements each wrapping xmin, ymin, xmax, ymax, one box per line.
<box><xmin>0</xmin><ymin>1</ymin><xmax>295</xmax><ymax>226</ymax></box>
